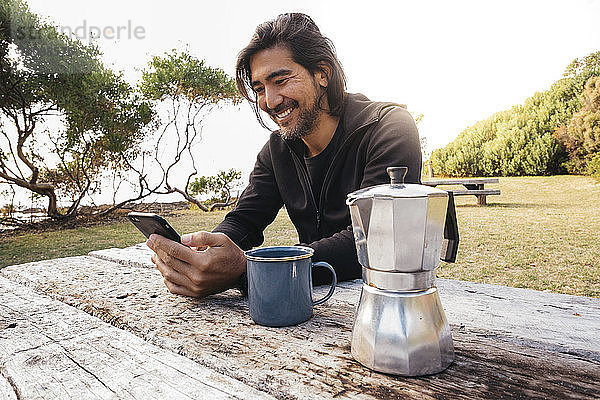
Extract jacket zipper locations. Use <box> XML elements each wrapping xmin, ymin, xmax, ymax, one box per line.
<box><xmin>318</xmin><ymin>119</ymin><xmax>378</xmax><ymax>222</ymax></box>
<box><xmin>285</xmin><ymin>116</ymin><xmax>379</xmax><ymax>234</ymax></box>
<box><xmin>289</xmin><ymin>149</ymin><xmax>321</xmax><ymax>232</ymax></box>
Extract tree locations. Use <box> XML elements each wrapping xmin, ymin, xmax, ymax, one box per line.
<box><xmin>188</xmin><ymin>169</ymin><xmax>242</xmax><ymax>211</ymax></box>
<box><xmin>409</xmin><ymin>112</ymin><xmax>429</xmax><ymax>160</ymax></box>
<box><xmin>99</xmin><ymin>49</ymin><xmax>241</xmax><ymax>213</ymax></box>
<box><xmin>0</xmin><ymin>0</ymin><xmax>153</xmax><ymax>219</ymax></box>
<box><xmin>555</xmin><ymin>76</ymin><xmax>600</xmax><ymax>177</ymax></box>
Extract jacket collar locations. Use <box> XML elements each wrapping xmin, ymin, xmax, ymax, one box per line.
<box><xmin>340</xmin><ymin>92</ymin><xmax>380</xmax><ymax>135</ymax></box>
<box><xmin>281</xmin><ymin>92</ymin><xmax>403</xmax><ymax>156</ymax></box>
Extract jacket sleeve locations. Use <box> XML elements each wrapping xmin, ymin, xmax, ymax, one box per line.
<box><xmin>304</xmin><ymin>229</ymin><xmax>359</xmax><ymax>284</ymax></box>
<box><xmin>307</xmin><ymin>105</ymin><xmax>422</xmax><ymax>285</ymax></box>
<box><xmin>212</xmin><ymin>140</ymin><xmax>283</xmax><ymax>250</ymax></box>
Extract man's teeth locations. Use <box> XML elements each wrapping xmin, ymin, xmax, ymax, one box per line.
<box><xmin>276</xmin><ymin>108</ymin><xmax>292</xmax><ymax>119</ymax></box>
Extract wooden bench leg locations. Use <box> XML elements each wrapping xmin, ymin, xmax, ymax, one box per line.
<box><xmin>477</xmin><ymin>195</ymin><xmax>487</xmax><ymax>206</ymax></box>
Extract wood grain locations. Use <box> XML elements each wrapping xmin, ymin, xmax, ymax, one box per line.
<box><xmin>90</xmin><ymin>245</ymin><xmax>600</xmax><ymax>361</ymax></box>
<box><xmin>2</xmin><ymin>254</ymin><xmax>599</xmax><ymax>399</ymax></box>
<box><xmin>0</xmin><ymin>276</ymin><xmax>275</xmax><ymax>400</ymax></box>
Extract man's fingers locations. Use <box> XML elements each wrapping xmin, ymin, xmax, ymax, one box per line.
<box><xmin>152</xmin><ymin>246</ymin><xmax>188</xmax><ymax>275</ymax></box>
<box><xmin>163</xmin><ymin>279</ymin><xmax>201</xmax><ymax>297</ymax></box>
<box><xmin>150</xmin><ymin>245</ymin><xmax>207</xmax><ymax>289</ymax></box>
<box><xmin>181</xmin><ymin>231</ymin><xmax>229</xmax><ymax>248</ymax></box>
<box><xmin>152</xmin><ymin>254</ymin><xmax>198</xmax><ymax>288</ymax></box>
<box><xmin>153</xmin><ymin>255</ymin><xmax>216</xmax><ymax>298</ymax></box>
<box><xmin>147</xmin><ymin>231</ymin><xmax>243</xmax><ymax>299</ymax></box>
<box><xmin>149</xmin><ymin>234</ymin><xmax>196</xmax><ymax>264</ymax></box>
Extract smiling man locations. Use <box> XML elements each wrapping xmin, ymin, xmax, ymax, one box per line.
<box><xmin>147</xmin><ymin>13</ymin><xmax>422</xmax><ymax>297</ymax></box>
<box><xmin>248</xmin><ymin>45</ymin><xmax>337</xmax><ymax>151</ymax></box>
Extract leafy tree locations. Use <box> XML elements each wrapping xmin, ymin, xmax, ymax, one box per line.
<box><xmin>0</xmin><ymin>0</ymin><xmax>153</xmax><ymax>219</ymax></box>
<box><xmin>0</xmin><ymin>185</ymin><xmax>15</xmax><ymax>217</ymax></box>
<box><xmin>555</xmin><ymin>76</ymin><xmax>600</xmax><ymax>177</ymax></box>
<box><xmin>409</xmin><ymin>112</ymin><xmax>428</xmax><ymax>159</ymax></box>
<box><xmin>1</xmin><ymin>1</ymin><xmax>241</xmax><ymax>220</ymax></box>
<box><xmin>188</xmin><ymin>168</ymin><xmax>242</xmax><ymax>211</ymax></box>
<box><xmin>102</xmin><ymin>49</ymin><xmax>241</xmax><ymax>212</ymax></box>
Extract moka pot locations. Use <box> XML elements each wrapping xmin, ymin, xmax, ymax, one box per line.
<box><xmin>346</xmin><ymin>166</ymin><xmax>459</xmax><ymax>376</ymax></box>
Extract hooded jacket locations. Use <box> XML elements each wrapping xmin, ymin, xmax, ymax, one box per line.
<box><xmin>213</xmin><ymin>93</ymin><xmax>422</xmax><ymax>284</ymax></box>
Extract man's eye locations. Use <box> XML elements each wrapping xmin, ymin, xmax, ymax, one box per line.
<box><xmin>275</xmin><ymin>78</ymin><xmax>288</xmax><ymax>85</ymax></box>
<box><xmin>253</xmin><ymin>87</ymin><xmax>264</xmax><ymax>94</ymax></box>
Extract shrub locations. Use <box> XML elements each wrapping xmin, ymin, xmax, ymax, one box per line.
<box><xmin>587</xmin><ymin>153</ymin><xmax>600</xmax><ymax>179</ymax></box>
<box><xmin>431</xmin><ymin>52</ymin><xmax>600</xmax><ymax>177</ymax></box>
<box><xmin>554</xmin><ymin>76</ymin><xmax>600</xmax><ymax>175</ymax></box>
<box><xmin>188</xmin><ymin>169</ymin><xmax>242</xmax><ymax>207</ymax></box>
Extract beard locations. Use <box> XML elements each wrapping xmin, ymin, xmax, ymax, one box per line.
<box><xmin>269</xmin><ymin>93</ymin><xmax>322</xmax><ymax>141</ymax></box>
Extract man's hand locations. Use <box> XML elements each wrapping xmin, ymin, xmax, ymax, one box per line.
<box><xmin>147</xmin><ymin>231</ymin><xmax>246</xmax><ymax>298</ymax></box>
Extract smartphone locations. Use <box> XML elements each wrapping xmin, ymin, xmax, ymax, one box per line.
<box><xmin>127</xmin><ymin>212</ymin><xmax>181</xmax><ymax>243</ymax></box>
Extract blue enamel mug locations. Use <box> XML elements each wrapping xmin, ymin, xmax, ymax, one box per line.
<box><xmin>245</xmin><ymin>246</ymin><xmax>337</xmax><ymax>327</ymax></box>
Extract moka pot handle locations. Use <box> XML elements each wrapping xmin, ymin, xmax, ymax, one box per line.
<box><xmin>441</xmin><ymin>191</ymin><xmax>459</xmax><ymax>263</ymax></box>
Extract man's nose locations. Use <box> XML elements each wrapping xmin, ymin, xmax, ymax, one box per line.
<box><xmin>265</xmin><ymin>87</ymin><xmax>283</xmax><ymax>110</ymax></box>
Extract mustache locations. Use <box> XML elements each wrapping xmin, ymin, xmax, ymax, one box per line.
<box><xmin>267</xmin><ymin>100</ymin><xmax>298</xmax><ymax>116</ymax></box>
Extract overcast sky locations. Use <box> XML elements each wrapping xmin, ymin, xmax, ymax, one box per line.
<box><xmin>14</xmin><ymin>0</ymin><xmax>600</xmax><ymax>203</ymax></box>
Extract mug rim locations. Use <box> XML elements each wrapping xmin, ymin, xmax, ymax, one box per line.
<box><xmin>245</xmin><ymin>245</ymin><xmax>314</xmax><ymax>262</ymax></box>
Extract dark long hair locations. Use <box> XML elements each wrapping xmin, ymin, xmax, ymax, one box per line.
<box><xmin>236</xmin><ymin>13</ymin><xmax>347</xmax><ymax>129</ymax></box>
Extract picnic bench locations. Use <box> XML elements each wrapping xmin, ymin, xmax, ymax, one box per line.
<box><xmin>1</xmin><ymin>244</ymin><xmax>599</xmax><ymax>399</ymax></box>
<box><xmin>423</xmin><ymin>178</ymin><xmax>501</xmax><ymax>205</ymax></box>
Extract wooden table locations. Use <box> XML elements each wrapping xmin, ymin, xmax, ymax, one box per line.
<box><xmin>1</xmin><ymin>244</ymin><xmax>599</xmax><ymax>399</ymax></box>
<box><xmin>423</xmin><ymin>178</ymin><xmax>501</xmax><ymax>205</ymax></box>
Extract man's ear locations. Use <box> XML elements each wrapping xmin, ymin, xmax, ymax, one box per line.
<box><xmin>314</xmin><ymin>62</ymin><xmax>332</xmax><ymax>88</ymax></box>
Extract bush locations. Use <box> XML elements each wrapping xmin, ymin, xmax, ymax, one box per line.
<box><xmin>587</xmin><ymin>153</ymin><xmax>600</xmax><ymax>179</ymax></box>
<box><xmin>187</xmin><ymin>169</ymin><xmax>242</xmax><ymax>207</ymax></box>
<box><xmin>431</xmin><ymin>52</ymin><xmax>600</xmax><ymax>177</ymax></box>
<box><xmin>554</xmin><ymin>76</ymin><xmax>600</xmax><ymax>175</ymax></box>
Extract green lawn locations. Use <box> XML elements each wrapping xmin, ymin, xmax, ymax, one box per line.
<box><xmin>433</xmin><ymin>175</ymin><xmax>600</xmax><ymax>298</ymax></box>
<box><xmin>1</xmin><ymin>175</ymin><xmax>599</xmax><ymax>298</ymax></box>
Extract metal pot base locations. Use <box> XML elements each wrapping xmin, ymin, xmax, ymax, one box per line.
<box><xmin>351</xmin><ymin>284</ymin><xmax>454</xmax><ymax>376</ymax></box>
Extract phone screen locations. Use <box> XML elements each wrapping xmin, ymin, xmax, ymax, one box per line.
<box><xmin>127</xmin><ymin>212</ymin><xmax>181</xmax><ymax>243</ymax></box>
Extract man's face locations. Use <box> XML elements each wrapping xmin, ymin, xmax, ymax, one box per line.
<box><xmin>250</xmin><ymin>45</ymin><xmax>327</xmax><ymax>140</ymax></box>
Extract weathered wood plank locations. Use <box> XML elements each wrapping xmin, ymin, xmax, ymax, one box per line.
<box><xmin>2</xmin><ymin>256</ymin><xmax>599</xmax><ymax>399</ymax></box>
<box><xmin>0</xmin><ymin>372</ymin><xmax>18</xmax><ymax>400</ymax></box>
<box><xmin>439</xmin><ymin>279</ymin><xmax>600</xmax><ymax>362</ymax></box>
<box><xmin>422</xmin><ymin>179</ymin><xmax>500</xmax><ymax>205</ymax></box>
<box><xmin>0</xmin><ymin>276</ymin><xmax>275</xmax><ymax>400</ymax></box>
<box><xmin>424</xmin><ymin>178</ymin><xmax>500</xmax><ymax>186</ymax></box>
<box><xmin>445</xmin><ymin>189</ymin><xmax>501</xmax><ymax>196</ymax></box>
<box><xmin>88</xmin><ymin>243</ymin><xmax>153</xmax><ymax>269</ymax></box>
<box><xmin>88</xmin><ymin>245</ymin><xmax>600</xmax><ymax>359</ymax></box>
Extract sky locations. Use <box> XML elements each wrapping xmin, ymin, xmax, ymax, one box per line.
<box><xmin>7</xmin><ymin>0</ymin><xmax>600</xmax><ymax>205</ymax></box>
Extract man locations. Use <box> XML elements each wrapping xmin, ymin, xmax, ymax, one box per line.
<box><xmin>147</xmin><ymin>13</ymin><xmax>422</xmax><ymax>298</ymax></box>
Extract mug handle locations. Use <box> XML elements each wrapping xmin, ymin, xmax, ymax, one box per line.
<box><xmin>311</xmin><ymin>262</ymin><xmax>337</xmax><ymax>306</ymax></box>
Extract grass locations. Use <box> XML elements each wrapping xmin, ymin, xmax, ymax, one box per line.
<box><xmin>0</xmin><ymin>209</ymin><xmax>297</xmax><ymax>268</ymax></box>
<box><xmin>1</xmin><ymin>175</ymin><xmax>599</xmax><ymax>298</ymax></box>
<box><xmin>432</xmin><ymin>175</ymin><xmax>600</xmax><ymax>298</ymax></box>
